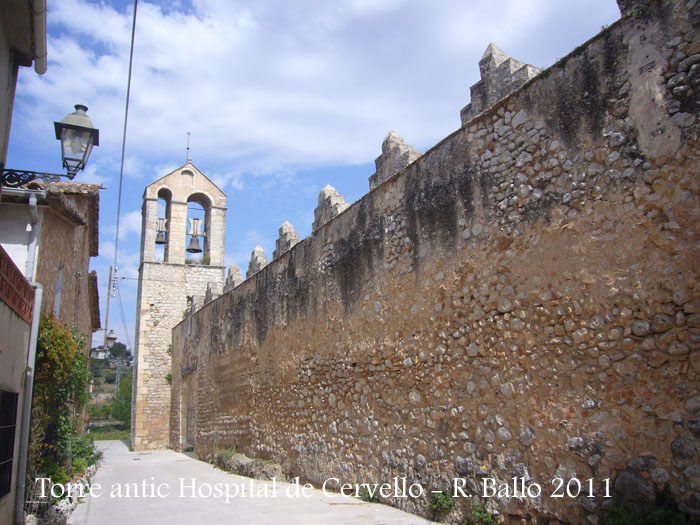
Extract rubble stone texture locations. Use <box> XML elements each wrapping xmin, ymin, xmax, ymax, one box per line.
<box><xmin>169</xmin><ymin>1</ymin><xmax>700</xmax><ymax>523</ymax></box>
<box><xmin>273</xmin><ymin>221</ymin><xmax>300</xmax><ymax>259</ymax></box>
<box><xmin>312</xmin><ymin>185</ymin><xmax>350</xmax><ymax>231</ymax></box>
<box><xmin>460</xmin><ymin>43</ymin><xmax>542</xmax><ymax>126</ymax></box>
<box><xmin>246</xmin><ymin>245</ymin><xmax>268</xmax><ymax>278</ymax></box>
<box><xmin>132</xmin><ymin>162</ymin><xmax>226</xmax><ymax>450</ymax></box>
<box><xmin>223</xmin><ymin>264</ymin><xmax>242</xmax><ymax>292</ymax></box>
<box><xmin>369</xmin><ymin>131</ymin><xmax>422</xmax><ymax>190</ymax></box>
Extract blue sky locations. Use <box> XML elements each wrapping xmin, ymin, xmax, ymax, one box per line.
<box><xmin>6</xmin><ymin>0</ymin><xmax>621</xmax><ymax>351</ymax></box>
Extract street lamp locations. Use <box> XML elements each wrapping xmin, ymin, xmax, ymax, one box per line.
<box><xmin>55</xmin><ymin>104</ymin><xmax>100</xmax><ymax>177</ymax></box>
<box><xmin>0</xmin><ymin>104</ymin><xmax>99</xmax><ymax>188</ymax></box>
<box><xmin>106</xmin><ymin>329</ymin><xmax>117</xmax><ymax>349</ymax></box>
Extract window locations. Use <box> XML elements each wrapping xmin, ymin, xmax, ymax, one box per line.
<box><xmin>0</xmin><ymin>390</ymin><xmax>19</xmax><ymax>499</ymax></box>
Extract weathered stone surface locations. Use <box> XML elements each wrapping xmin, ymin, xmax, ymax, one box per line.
<box><xmin>628</xmin><ymin>455</ymin><xmax>658</xmax><ymax>471</ymax></box>
<box><xmin>517</xmin><ymin>425</ymin><xmax>536</xmax><ymax>448</ymax></box>
<box><xmin>689</xmin><ymin>417</ymin><xmax>700</xmax><ymax>437</ymax></box>
<box><xmin>224</xmin><ymin>264</ymin><xmax>242</xmax><ymax>292</ymax></box>
<box><xmin>671</xmin><ymin>437</ymin><xmax>697</xmax><ymax>459</ymax></box>
<box><xmin>369</xmin><ymin>131</ymin><xmax>422</xmax><ymax>190</ymax></box>
<box><xmin>631</xmin><ymin>320</ymin><xmax>651</xmax><ymax>337</ymax></box>
<box><xmin>247</xmin><ymin>245</ymin><xmax>268</xmax><ymax>278</ymax></box>
<box><xmin>461</xmin><ymin>43</ymin><xmax>542</xmax><ymax>125</ymax></box>
<box><xmin>652</xmin><ymin>313</ymin><xmax>675</xmax><ymax>332</ymax></box>
<box><xmin>273</xmin><ymin>221</ymin><xmax>300</xmax><ymax>259</ymax></box>
<box><xmin>134</xmin><ymin>163</ymin><xmax>227</xmax><ymax>450</ymax></box>
<box><xmin>214</xmin><ymin>450</ymin><xmax>285</xmax><ymax>481</ymax></box>
<box><xmin>312</xmin><ymin>185</ymin><xmax>350</xmax><ymax>231</ymax></box>
<box><xmin>613</xmin><ymin>470</ymin><xmax>656</xmax><ymax>504</ymax></box>
<box><xmin>455</xmin><ymin>456</ymin><xmax>473</xmax><ymax>475</ymax></box>
<box><xmin>167</xmin><ymin>4</ymin><xmax>700</xmax><ymax>522</ymax></box>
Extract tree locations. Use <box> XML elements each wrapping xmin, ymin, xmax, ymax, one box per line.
<box><xmin>109</xmin><ymin>341</ymin><xmax>132</xmax><ymax>363</ymax></box>
<box><xmin>111</xmin><ymin>370</ymin><xmax>132</xmax><ymax>429</ymax></box>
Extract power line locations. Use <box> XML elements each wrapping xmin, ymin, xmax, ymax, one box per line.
<box><xmin>112</xmin><ymin>0</ymin><xmax>138</xmax><ymax>265</ymax></box>
<box><xmin>104</xmin><ymin>0</ymin><xmax>138</xmax><ymax>345</ymax></box>
<box><xmin>117</xmin><ymin>281</ymin><xmax>133</xmax><ymax>350</ymax></box>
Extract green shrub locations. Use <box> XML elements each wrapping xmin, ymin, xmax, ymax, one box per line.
<box><xmin>463</xmin><ymin>500</ymin><xmax>498</xmax><ymax>525</ymax></box>
<box><xmin>71</xmin><ymin>433</ymin><xmax>99</xmax><ymax>466</ymax></box>
<box><xmin>88</xmin><ymin>404</ymin><xmax>111</xmax><ymax>420</ymax></box>
<box><xmin>431</xmin><ymin>490</ymin><xmax>456</xmax><ymax>520</ymax></box>
<box><xmin>41</xmin><ymin>459</ymin><xmax>69</xmax><ymax>486</ymax></box>
<box><xmin>30</xmin><ymin>316</ymin><xmax>90</xmax><ymax>481</ymax></box>
<box><xmin>104</xmin><ymin>370</ymin><xmax>116</xmax><ymax>384</ymax></box>
<box><xmin>358</xmin><ymin>487</ymin><xmax>380</xmax><ymax>503</ymax></box>
<box><xmin>71</xmin><ymin>458</ymin><xmax>87</xmax><ymax>474</ymax></box>
<box><xmin>215</xmin><ymin>444</ymin><xmax>237</xmax><ymax>464</ymax></box>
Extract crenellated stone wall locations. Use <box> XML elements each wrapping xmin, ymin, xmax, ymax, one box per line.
<box><xmin>170</xmin><ymin>2</ymin><xmax>700</xmax><ymax>522</ymax></box>
<box><xmin>460</xmin><ymin>43</ymin><xmax>541</xmax><ymax>126</ymax></box>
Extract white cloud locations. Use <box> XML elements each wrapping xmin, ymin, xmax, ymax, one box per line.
<box><xmin>13</xmin><ymin>0</ymin><xmax>621</xmax><ymax>182</ymax></box>
<box><xmin>118</xmin><ymin>210</ymin><xmax>143</xmax><ymax>240</ymax></box>
<box><xmin>10</xmin><ymin>0</ymin><xmax>622</xmax><ymax>348</ymax></box>
<box><xmin>102</xmin><ymin>210</ymin><xmax>143</xmax><ymax>241</ymax></box>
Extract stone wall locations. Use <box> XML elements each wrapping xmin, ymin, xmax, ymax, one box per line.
<box><xmin>36</xmin><ymin>184</ymin><xmax>100</xmax><ymax>343</ymax></box>
<box><xmin>171</xmin><ymin>2</ymin><xmax>700</xmax><ymax>522</ymax></box>
<box><xmin>133</xmin><ymin>163</ymin><xmax>227</xmax><ymax>450</ymax></box>
<box><xmin>133</xmin><ymin>262</ymin><xmax>224</xmax><ymax>450</ymax></box>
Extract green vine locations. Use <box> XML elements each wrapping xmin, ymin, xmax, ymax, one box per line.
<box><xmin>28</xmin><ymin>315</ymin><xmax>96</xmax><ymax>492</ymax></box>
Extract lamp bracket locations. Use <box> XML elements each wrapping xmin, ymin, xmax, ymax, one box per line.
<box><xmin>1</xmin><ymin>168</ymin><xmax>70</xmax><ymax>188</ymax></box>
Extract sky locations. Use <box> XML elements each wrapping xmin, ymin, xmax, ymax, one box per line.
<box><xmin>6</xmin><ymin>0</ymin><xmax>622</xmax><ymax>352</ymax></box>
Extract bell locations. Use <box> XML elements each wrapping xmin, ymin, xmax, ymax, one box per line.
<box><xmin>155</xmin><ymin>218</ymin><xmax>167</xmax><ymax>245</ymax></box>
<box><xmin>186</xmin><ymin>235</ymin><xmax>202</xmax><ymax>253</ymax></box>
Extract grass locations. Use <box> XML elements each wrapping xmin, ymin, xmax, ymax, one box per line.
<box><xmin>214</xmin><ymin>444</ymin><xmax>237</xmax><ymax>463</ymax></box>
<box><xmin>88</xmin><ymin>423</ymin><xmax>130</xmax><ymax>442</ymax></box>
<box><xmin>90</xmin><ymin>429</ymin><xmax>130</xmax><ymax>441</ymax></box>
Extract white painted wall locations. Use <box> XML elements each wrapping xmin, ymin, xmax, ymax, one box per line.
<box><xmin>0</xmin><ymin>202</ymin><xmax>32</xmax><ymax>278</ymax></box>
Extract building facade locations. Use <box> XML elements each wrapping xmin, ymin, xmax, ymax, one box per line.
<box><xmin>132</xmin><ymin>162</ymin><xmax>226</xmax><ymax>450</ymax></box>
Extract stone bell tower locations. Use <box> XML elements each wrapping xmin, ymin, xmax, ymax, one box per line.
<box><xmin>132</xmin><ymin>162</ymin><xmax>226</xmax><ymax>450</ymax></box>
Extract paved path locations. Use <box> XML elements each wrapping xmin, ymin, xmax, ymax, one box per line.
<box><xmin>69</xmin><ymin>441</ymin><xmax>434</xmax><ymax>524</ymax></box>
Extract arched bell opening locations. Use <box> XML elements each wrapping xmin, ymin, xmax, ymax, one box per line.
<box><xmin>186</xmin><ymin>192</ymin><xmax>211</xmax><ymax>265</ymax></box>
<box><xmin>156</xmin><ymin>187</ymin><xmax>172</xmax><ymax>262</ymax></box>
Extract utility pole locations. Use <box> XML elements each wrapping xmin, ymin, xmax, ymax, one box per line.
<box><xmin>114</xmin><ymin>358</ymin><xmax>126</xmax><ymax>398</ymax></box>
<box><xmin>103</xmin><ymin>265</ymin><xmax>113</xmax><ymax>355</ymax></box>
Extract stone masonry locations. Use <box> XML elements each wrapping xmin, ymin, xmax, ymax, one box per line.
<box><xmin>460</xmin><ymin>43</ymin><xmax>542</xmax><ymax>126</ymax></box>
<box><xmin>273</xmin><ymin>221</ymin><xmax>300</xmax><ymax>260</ymax></box>
<box><xmin>368</xmin><ymin>131</ymin><xmax>422</xmax><ymax>190</ymax></box>
<box><xmin>312</xmin><ymin>184</ymin><xmax>350</xmax><ymax>231</ymax></box>
<box><xmin>132</xmin><ymin>162</ymin><xmax>226</xmax><ymax>450</ymax></box>
<box><xmin>224</xmin><ymin>264</ymin><xmax>242</xmax><ymax>292</ymax></box>
<box><xmin>170</xmin><ymin>2</ymin><xmax>700</xmax><ymax>523</ymax></box>
<box><xmin>247</xmin><ymin>245</ymin><xmax>268</xmax><ymax>278</ymax></box>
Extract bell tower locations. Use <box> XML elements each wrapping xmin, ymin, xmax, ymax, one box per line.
<box><xmin>132</xmin><ymin>162</ymin><xmax>226</xmax><ymax>450</ymax></box>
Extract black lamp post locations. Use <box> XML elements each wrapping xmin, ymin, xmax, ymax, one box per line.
<box><xmin>1</xmin><ymin>104</ymin><xmax>99</xmax><ymax>188</ymax></box>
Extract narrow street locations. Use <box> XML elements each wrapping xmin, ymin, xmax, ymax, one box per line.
<box><xmin>69</xmin><ymin>441</ymin><xmax>434</xmax><ymax>524</ymax></box>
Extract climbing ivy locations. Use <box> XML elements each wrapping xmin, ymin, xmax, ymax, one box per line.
<box><xmin>29</xmin><ymin>315</ymin><xmax>93</xmax><ymax>481</ymax></box>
